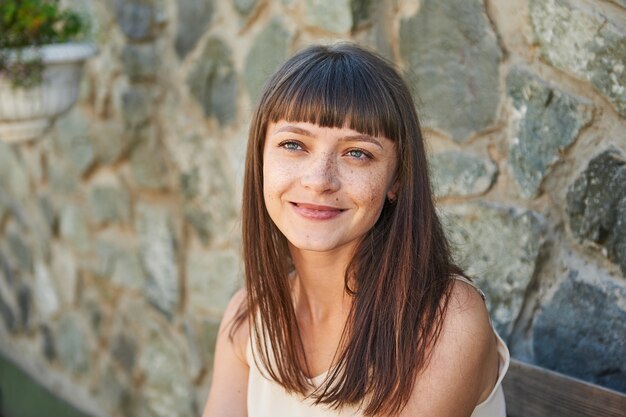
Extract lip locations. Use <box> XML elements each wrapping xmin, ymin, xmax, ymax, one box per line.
<box><xmin>290</xmin><ymin>202</ymin><xmax>346</xmax><ymax>220</ymax></box>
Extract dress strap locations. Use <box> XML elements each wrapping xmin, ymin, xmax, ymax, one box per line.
<box><xmin>452</xmin><ymin>275</ymin><xmax>487</xmax><ymax>302</ymax></box>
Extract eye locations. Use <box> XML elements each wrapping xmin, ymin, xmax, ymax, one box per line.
<box><xmin>345</xmin><ymin>149</ymin><xmax>373</xmax><ymax>160</ymax></box>
<box><xmin>278</xmin><ymin>140</ymin><xmax>303</xmax><ymax>152</ymax></box>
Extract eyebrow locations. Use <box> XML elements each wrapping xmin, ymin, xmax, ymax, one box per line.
<box><xmin>272</xmin><ymin>125</ymin><xmax>314</xmax><ymax>137</ymax></box>
<box><xmin>271</xmin><ymin>125</ymin><xmax>383</xmax><ymax>149</ymax></box>
<box><xmin>340</xmin><ymin>134</ymin><xmax>383</xmax><ymax>149</ymax></box>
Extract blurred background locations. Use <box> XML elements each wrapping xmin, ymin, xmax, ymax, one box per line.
<box><xmin>0</xmin><ymin>0</ymin><xmax>625</xmax><ymax>416</ymax></box>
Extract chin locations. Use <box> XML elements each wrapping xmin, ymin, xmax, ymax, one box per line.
<box><xmin>286</xmin><ymin>235</ymin><xmax>358</xmax><ymax>254</ymax></box>
<box><xmin>289</xmin><ymin>241</ymin><xmax>337</xmax><ymax>253</ymax></box>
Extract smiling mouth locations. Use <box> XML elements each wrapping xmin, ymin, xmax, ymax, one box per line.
<box><xmin>290</xmin><ymin>202</ymin><xmax>346</xmax><ymax>220</ymax></box>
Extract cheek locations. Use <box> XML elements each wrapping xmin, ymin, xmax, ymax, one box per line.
<box><xmin>262</xmin><ymin>169</ymin><xmax>278</xmax><ymax>203</ymax></box>
<box><xmin>262</xmin><ymin>169</ymin><xmax>282</xmax><ymax>225</ymax></box>
<box><xmin>354</xmin><ymin>170</ymin><xmax>388</xmax><ymax>201</ymax></box>
<box><xmin>345</xmin><ymin>169</ymin><xmax>390</xmax><ymax>217</ymax></box>
<box><xmin>263</xmin><ymin>156</ymin><xmax>293</xmax><ymax>202</ymax></box>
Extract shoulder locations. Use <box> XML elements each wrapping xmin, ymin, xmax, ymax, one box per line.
<box><xmin>435</xmin><ymin>277</ymin><xmax>499</xmax><ymax>401</ymax></box>
<box><xmin>440</xmin><ymin>278</ymin><xmax>498</xmax><ymax>386</ymax></box>
<box><xmin>202</xmin><ymin>288</ymin><xmax>250</xmax><ymax>417</ymax></box>
<box><xmin>445</xmin><ymin>277</ymin><xmax>492</xmax><ymax>334</ymax></box>
<box><xmin>219</xmin><ymin>288</ymin><xmax>250</xmax><ymax>364</ymax></box>
<box><xmin>400</xmin><ymin>277</ymin><xmax>499</xmax><ymax>416</ymax></box>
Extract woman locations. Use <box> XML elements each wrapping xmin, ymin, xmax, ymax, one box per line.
<box><xmin>203</xmin><ymin>43</ymin><xmax>509</xmax><ymax>417</ymax></box>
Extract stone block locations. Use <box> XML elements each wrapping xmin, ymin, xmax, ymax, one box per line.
<box><xmin>244</xmin><ymin>19</ymin><xmax>289</xmax><ymax>104</ymax></box>
<box><xmin>95</xmin><ymin>239</ymin><xmax>119</xmax><ymax>278</ymax></box>
<box><xmin>187</xmin><ymin>37</ymin><xmax>238</xmax><ymax>126</ymax></box>
<box><xmin>137</xmin><ymin>321</ymin><xmax>195</xmax><ymax>417</ymax></box>
<box><xmin>202</xmin><ymin>139</ymin><xmax>237</xmax><ymax>201</ymax></box>
<box><xmin>91</xmin><ymin>121</ymin><xmax>125</xmax><ymax>165</ymax></box>
<box><xmin>529</xmin><ymin>0</ymin><xmax>626</xmax><ymax>117</ymax></box>
<box><xmin>303</xmin><ymin>0</ymin><xmax>353</xmax><ymax>33</ymax></box>
<box><xmin>0</xmin><ymin>250</ymin><xmax>15</xmax><ymax>285</ymax></box>
<box><xmin>137</xmin><ymin>205</ymin><xmax>180</xmax><ymax>317</ymax></box>
<box><xmin>53</xmin><ymin>110</ymin><xmax>96</xmax><ymax>176</ymax></box>
<box><xmin>351</xmin><ymin>0</ymin><xmax>373</xmax><ymax>28</ymax></box>
<box><xmin>41</xmin><ymin>324</ymin><xmax>56</xmax><ymax>361</ymax></box>
<box><xmin>89</xmin><ymin>185</ymin><xmax>131</xmax><ymax>225</ymax></box>
<box><xmin>6</xmin><ymin>231</ymin><xmax>33</xmax><ymax>272</ymax></box>
<box><xmin>184</xmin><ymin>317</ymin><xmax>220</xmax><ymax>380</ymax></box>
<box><xmin>430</xmin><ymin>150</ymin><xmax>497</xmax><ymax>198</ymax></box>
<box><xmin>506</xmin><ymin>67</ymin><xmax>593</xmax><ymax>197</ymax></box>
<box><xmin>111</xmin><ymin>331</ymin><xmax>137</xmax><ymax>371</ymax></box>
<box><xmin>0</xmin><ymin>190</ymin><xmax>7</xmax><ymax>219</ymax></box>
<box><xmin>111</xmin><ymin>250</ymin><xmax>146</xmax><ymax>291</ymax></box>
<box><xmin>567</xmin><ymin>148</ymin><xmax>626</xmax><ymax>276</ymax></box>
<box><xmin>79</xmin><ymin>284</ymin><xmax>109</xmax><ymax>338</ymax></box>
<box><xmin>441</xmin><ymin>201</ymin><xmax>545</xmax><ymax>338</ymax></box>
<box><xmin>122</xmin><ymin>85</ymin><xmax>154</xmax><ymax>132</ymax></box>
<box><xmin>47</xmin><ymin>159</ymin><xmax>80</xmax><ymax>195</ymax></box>
<box><xmin>130</xmin><ymin>135</ymin><xmax>170</xmax><ymax>190</ymax></box>
<box><xmin>179</xmin><ymin>141</ymin><xmax>238</xmax><ymax>244</ymax></box>
<box><xmin>115</xmin><ymin>0</ymin><xmax>162</xmax><ymax>41</ymax></box>
<box><xmin>38</xmin><ymin>194</ymin><xmax>56</xmax><ymax>232</ymax></box>
<box><xmin>50</xmin><ymin>243</ymin><xmax>78</xmax><ymax>305</ymax></box>
<box><xmin>17</xmin><ymin>285</ymin><xmax>31</xmax><ymax>330</ymax></box>
<box><xmin>59</xmin><ymin>204</ymin><xmax>91</xmax><ymax>251</ymax></box>
<box><xmin>184</xmin><ymin>205</ymin><xmax>212</xmax><ymax>244</ymax></box>
<box><xmin>96</xmin><ymin>362</ymin><xmax>133</xmax><ymax>416</ymax></box>
<box><xmin>0</xmin><ymin>252</ymin><xmax>18</xmax><ymax>332</ymax></box>
<box><xmin>33</xmin><ymin>262</ymin><xmax>60</xmax><ymax>320</ymax></box>
<box><xmin>19</xmin><ymin>145</ymin><xmax>44</xmax><ymax>185</ymax></box>
<box><xmin>234</xmin><ymin>0</ymin><xmax>257</xmax><ymax>16</ymax></box>
<box><xmin>187</xmin><ymin>198</ymin><xmax>237</xmax><ymax>248</ymax></box>
<box><xmin>175</xmin><ymin>0</ymin><xmax>214</xmax><ymax>58</ymax></box>
<box><xmin>186</xmin><ymin>249</ymin><xmax>241</xmax><ymax>316</ymax></box>
<box><xmin>114</xmin><ymin>295</ymin><xmax>149</xmax><ymax>337</ymax></box>
<box><xmin>0</xmin><ymin>280</ymin><xmax>17</xmax><ymax>333</ymax></box>
<box><xmin>180</xmin><ymin>168</ymin><xmax>200</xmax><ymax>200</ymax></box>
<box><xmin>533</xmin><ymin>269</ymin><xmax>626</xmax><ymax>391</ymax></box>
<box><xmin>0</xmin><ymin>141</ymin><xmax>30</xmax><ymax>200</ymax></box>
<box><xmin>399</xmin><ymin>0</ymin><xmax>501</xmax><ymax>142</ymax></box>
<box><xmin>53</xmin><ymin>312</ymin><xmax>92</xmax><ymax>374</ymax></box>
<box><xmin>122</xmin><ymin>42</ymin><xmax>159</xmax><ymax>81</ymax></box>
<box><xmin>20</xmin><ymin>199</ymin><xmax>53</xmax><ymax>258</ymax></box>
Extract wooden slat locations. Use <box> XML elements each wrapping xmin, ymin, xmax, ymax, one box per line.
<box><xmin>503</xmin><ymin>358</ymin><xmax>626</xmax><ymax>417</ymax></box>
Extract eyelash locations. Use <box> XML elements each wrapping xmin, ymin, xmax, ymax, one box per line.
<box><xmin>278</xmin><ymin>140</ymin><xmax>303</xmax><ymax>152</ymax></box>
<box><xmin>277</xmin><ymin>140</ymin><xmax>373</xmax><ymax>161</ymax></box>
<box><xmin>345</xmin><ymin>149</ymin><xmax>372</xmax><ymax>160</ymax></box>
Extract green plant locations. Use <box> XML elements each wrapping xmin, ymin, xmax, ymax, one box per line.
<box><xmin>0</xmin><ymin>0</ymin><xmax>88</xmax><ymax>88</ymax></box>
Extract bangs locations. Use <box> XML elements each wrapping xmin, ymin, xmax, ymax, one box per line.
<box><xmin>265</xmin><ymin>49</ymin><xmax>401</xmax><ymax>141</ymax></box>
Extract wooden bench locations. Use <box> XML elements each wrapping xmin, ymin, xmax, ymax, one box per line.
<box><xmin>503</xmin><ymin>358</ymin><xmax>626</xmax><ymax>417</ymax></box>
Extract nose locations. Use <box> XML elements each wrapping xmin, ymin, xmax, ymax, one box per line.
<box><xmin>300</xmin><ymin>152</ymin><xmax>340</xmax><ymax>193</ymax></box>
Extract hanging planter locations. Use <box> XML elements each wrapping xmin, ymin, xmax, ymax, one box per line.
<box><xmin>0</xmin><ymin>0</ymin><xmax>95</xmax><ymax>143</ymax></box>
<box><xmin>0</xmin><ymin>43</ymin><xmax>95</xmax><ymax>143</ymax></box>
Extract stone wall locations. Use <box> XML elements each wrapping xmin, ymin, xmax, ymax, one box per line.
<box><xmin>0</xmin><ymin>0</ymin><xmax>624</xmax><ymax>416</ymax></box>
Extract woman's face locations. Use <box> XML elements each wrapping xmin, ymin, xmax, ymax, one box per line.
<box><xmin>263</xmin><ymin>120</ymin><xmax>398</xmax><ymax>254</ymax></box>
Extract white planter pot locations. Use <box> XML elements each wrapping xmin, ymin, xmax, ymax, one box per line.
<box><xmin>0</xmin><ymin>43</ymin><xmax>96</xmax><ymax>143</ymax></box>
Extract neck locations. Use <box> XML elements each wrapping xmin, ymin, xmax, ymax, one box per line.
<box><xmin>289</xmin><ymin>244</ymin><xmax>355</xmax><ymax>324</ymax></box>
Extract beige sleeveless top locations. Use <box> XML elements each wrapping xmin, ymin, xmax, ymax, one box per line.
<box><xmin>246</xmin><ymin>276</ymin><xmax>510</xmax><ymax>417</ymax></box>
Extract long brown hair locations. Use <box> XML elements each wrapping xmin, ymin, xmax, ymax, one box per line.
<box><xmin>235</xmin><ymin>43</ymin><xmax>461</xmax><ymax>416</ymax></box>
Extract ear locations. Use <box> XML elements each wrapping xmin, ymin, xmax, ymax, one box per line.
<box><xmin>387</xmin><ymin>180</ymin><xmax>399</xmax><ymax>202</ymax></box>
